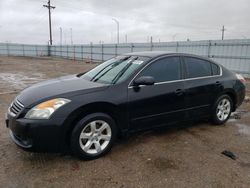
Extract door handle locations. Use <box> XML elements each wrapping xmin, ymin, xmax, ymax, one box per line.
<box><xmin>215</xmin><ymin>81</ymin><xmax>222</xmax><ymax>87</ymax></box>
<box><xmin>175</xmin><ymin>89</ymin><xmax>184</xmax><ymax>96</ymax></box>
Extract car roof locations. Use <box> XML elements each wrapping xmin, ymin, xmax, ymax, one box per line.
<box><xmin>125</xmin><ymin>51</ymin><xmax>176</xmax><ymax>58</ymax></box>
<box><xmin>124</xmin><ymin>51</ymin><xmax>217</xmax><ymax>64</ymax></box>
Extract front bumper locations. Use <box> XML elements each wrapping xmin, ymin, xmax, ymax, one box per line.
<box><xmin>6</xmin><ymin>113</ymin><xmax>67</xmax><ymax>152</ymax></box>
<box><xmin>9</xmin><ymin>129</ymin><xmax>32</xmax><ymax>149</ymax></box>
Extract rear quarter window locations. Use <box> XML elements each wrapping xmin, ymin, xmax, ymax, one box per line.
<box><xmin>211</xmin><ymin>63</ymin><xmax>220</xmax><ymax>75</ymax></box>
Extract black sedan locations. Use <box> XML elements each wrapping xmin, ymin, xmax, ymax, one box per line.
<box><xmin>6</xmin><ymin>51</ymin><xmax>246</xmax><ymax>160</ymax></box>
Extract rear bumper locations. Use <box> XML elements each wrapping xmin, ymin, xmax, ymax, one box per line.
<box><xmin>6</xmin><ymin>113</ymin><xmax>67</xmax><ymax>152</ymax></box>
<box><xmin>235</xmin><ymin>86</ymin><xmax>246</xmax><ymax>109</ymax></box>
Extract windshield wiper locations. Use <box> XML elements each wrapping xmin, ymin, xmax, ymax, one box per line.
<box><xmin>76</xmin><ymin>72</ymin><xmax>86</xmax><ymax>77</ymax></box>
<box><xmin>90</xmin><ymin>56</ymin><xmax>131</xmax><ymax>82</ymax></box>
<box><xmin>111</xmin><ymin>57</ymin><xmax>138</xmax><ymax>84</ymax></box>
<box><xmin>92</xmin><ymin>65</ymin><xmax>115</xmax><ymax>82</ymax></box>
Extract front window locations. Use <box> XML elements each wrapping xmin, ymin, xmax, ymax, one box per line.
<box><xmin>138</xmin><ymin>57</ymin><xmax>181</xmax><ymax>82</ymax></box>
<box><xmin>81</xmin><ymin>56</ymin><xmax>149</xmax><ymax>84</ymax></box>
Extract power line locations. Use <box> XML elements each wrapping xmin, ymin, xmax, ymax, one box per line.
<box><xmin>33</xmin><ymin>12</ymin><xmax>48</xmax><ymax>25</ymax></box>
<box><xmin>28</xmin><ymin>7</ymin><xmax>47</xmax><ymax>25</ymax></box>
<box><xmin>43</xmin><ymin>0</ymin><xmax>56</xmax><ymax>45</ymax></box>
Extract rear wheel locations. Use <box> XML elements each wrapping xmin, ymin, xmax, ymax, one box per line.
<box><xmin>211</xmin><ymin>95</ymin><xmax>232</xmax><ymax>125</ymax></box>
<box><xmin>70</xmin><ymin>113</ymin><xmax>117</xmax><ymax>160</ymax></box>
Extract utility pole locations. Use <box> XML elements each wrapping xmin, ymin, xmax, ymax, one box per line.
<box><xmin>221</xmin><ymin>25</ymin><xmax>226</xmax><ymax>40</ymax></box>
<box><xmin>70</xmin><ymin>28</ymin><xmax>73</xmax><ymax>45</ymax></box>
<box><xmin>64</xmin><ymin>33</ymin><xmax>67</xmax><ymax>44</ymax></box>
<box><xmin>43</xmin><ymin>0</ymin><xmax>56</xmax><ymax>45</ymax></box>
<box><xmin>112</xmin><ymin>18</ymin><xmax>119</xmax><ymax>44</ymax></box>
<box><xmin>60</xmin><ymin>27</ymin><xmax>62</xmax><ymax>45</ymax></box>
<box><xmin>150</xmin><ymin>36</ymin><xmax>153</xmax><ymax>51</ymax></box>
<box><xmin>125</xmin><ymin>34</ymin><xmax>127</xmax><ymax>43</ymax></box>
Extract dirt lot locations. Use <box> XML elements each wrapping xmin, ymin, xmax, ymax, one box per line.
<box><xmin>0</xmin><ymin>56</ymin><xmax>250</xmax><ymax>188</ymax></box>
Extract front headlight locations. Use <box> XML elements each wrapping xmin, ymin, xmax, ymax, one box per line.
<box><xmin>25</xmin><ymin>98</ymin><xmax>71</xmax><ymax>119</ymax></box>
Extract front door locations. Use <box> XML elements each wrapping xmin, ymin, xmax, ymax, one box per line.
<box><xmin>128</xmin><ymin>56</ymin><xmax>187</xmax><ymax>131</ymax></box>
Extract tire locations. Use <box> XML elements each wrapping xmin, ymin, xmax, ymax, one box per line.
<box><xmin>211</xmin><ymin>94</ymin><xmax>233</xmax><ymax>125</ymax></box>
<box><xmin>70</xmin><ymin>113</ymin><xmax>117</xmax><ymax>160</ymax></box>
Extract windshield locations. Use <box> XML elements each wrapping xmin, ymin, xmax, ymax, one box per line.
<box><xmin>81</xmin><ymin>56</ymin><xmax>149</xmax><ymax>84</ymax></box>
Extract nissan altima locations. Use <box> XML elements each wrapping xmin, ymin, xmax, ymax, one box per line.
<box><xmin>5</xmin><ymin>51</ymin><xmax>246</xmax><ymax>160</ymax></box>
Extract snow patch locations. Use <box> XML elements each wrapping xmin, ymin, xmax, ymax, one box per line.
<box><xmin>0</xmin><ymin>72</ymin><xmax>45</xmax><ymax>90</ymax></box>
<box><xmin>235</xmin><ymin>123</ymin><xmax>250</xmax><ymax>136</ymax></box>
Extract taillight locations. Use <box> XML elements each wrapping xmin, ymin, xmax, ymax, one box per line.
<box><xmin>236</xmin><ymin>74</ymin><xmax>246</xmax><ymax>85</ymax></box>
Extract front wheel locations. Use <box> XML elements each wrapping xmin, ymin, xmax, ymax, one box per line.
<box><xmin>211</xmin><ymin>95</ymin><xmax>233</xmax><ymax>125</ymax></box>
<box><xmin>70</xmin><ymin>113</ymin><xmax>117</xmax><ymax>160</ymax></box>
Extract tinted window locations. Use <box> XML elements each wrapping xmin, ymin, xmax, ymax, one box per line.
<box><xmin>211</xmin><ymin>63</ymin><xmax>220</xmax><ymax>75</ymax></box>
<box><xmin>139</xmin><ymin>57</ymin><xmax>181</xmax><ymax>82</ymax></box>
<box><xmin>185</xmin><ymin>57</ymin><xmax>212</xmax><ymax>78</ymax></box>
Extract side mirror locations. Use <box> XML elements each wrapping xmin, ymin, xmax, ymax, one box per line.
<box><xmin>133</xmin><ymin>76</ymin><xmax>155</xmax><ymax>86</ymax></box>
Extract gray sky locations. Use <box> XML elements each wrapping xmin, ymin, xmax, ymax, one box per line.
<box><xmin>0</xmin><ymin>0</ymin><xmax>249</xmax><ymax>44</ymax></box>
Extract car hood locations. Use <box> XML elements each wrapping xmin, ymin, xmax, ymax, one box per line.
<box><xmin>17</xmin><ymin>74</ymin><xmax>108</xmax><ymax>107</ymax></box>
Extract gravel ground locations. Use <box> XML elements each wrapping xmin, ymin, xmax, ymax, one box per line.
<box><xmin>0</xmin><ymin>56</ymin><xmax>250</xmax><ymax>188</ymax></box>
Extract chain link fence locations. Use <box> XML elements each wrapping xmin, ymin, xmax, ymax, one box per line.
<box><xmin>0</xmin><ymin>43</ymin><xmax>48</xmax><ymax>57</ymax></box>
<box><xmin>1</xmin><ymin>39</ymin><xmax>250</xmax><ymax>77</ymax></box>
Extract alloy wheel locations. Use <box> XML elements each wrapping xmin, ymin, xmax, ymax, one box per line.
<box><xmin>216</xmin><ymin>98</ymin><xmax>231</xmax><ymax>121</ymax></box>
<box><xmin>79</xmin><ymin>120</ymin><xmax>112</xmax><ymax>154</ymax></box>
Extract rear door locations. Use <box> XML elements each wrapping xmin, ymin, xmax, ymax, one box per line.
<box><xmin>128</xmin><ymin>56</ymin><xmax>187</xmax><ymax>131</ymax></box>
<box><xmin>182</xmin><ymin>56</ymin><xmax>223</xmax><ymax>118</ymax></box>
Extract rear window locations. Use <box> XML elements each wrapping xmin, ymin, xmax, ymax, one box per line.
<box><xmin>184</xmin><ymin>57</ymin><xmax>212</xmax><ymax>78</ymax></box>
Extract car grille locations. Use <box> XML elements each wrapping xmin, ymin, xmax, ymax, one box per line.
<box><xmin>9</xmin><ymin>99</ymin><xmax>24</xmax><ymax>117</ymax></box>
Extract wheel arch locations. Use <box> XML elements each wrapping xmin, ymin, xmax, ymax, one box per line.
<box><xmin>218</xmin><ymin>89</ymin><xmax>237</xmax><ymax>112</ymax></box>
<box><xmin>63</xmin><ymin>102</ymin><xmax>125</xmax><ymax>146</ymax></box>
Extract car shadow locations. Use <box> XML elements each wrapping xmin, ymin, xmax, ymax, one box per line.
<box><xmin>115</xmin><ymin>119</ymin><xmax>214</xmax><ymax>148</ymax></box>
<box><xmin>19</xmin><ymin>119</ymin><xmax>216</xmax><ymax>163</ymax></box>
